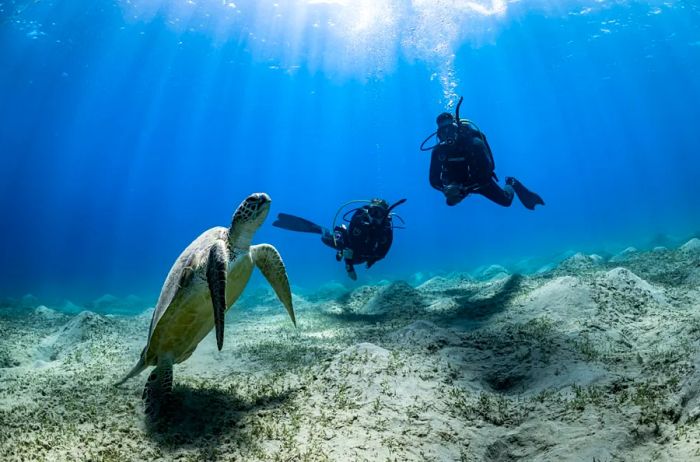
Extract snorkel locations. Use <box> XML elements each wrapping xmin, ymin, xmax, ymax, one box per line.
<box><xmin>419</xmin><ymin>96</ymin><xmax>465</xmax><ymax>151</ymax></box>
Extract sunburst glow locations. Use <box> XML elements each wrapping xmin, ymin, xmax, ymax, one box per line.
<box><xmin>117</xmin><ymin>0</ymin><xmax>638</xmax><ymax>102</ymax></box>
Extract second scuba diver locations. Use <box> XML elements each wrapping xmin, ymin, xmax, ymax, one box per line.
<box><xmin>421</xmin><ymin>96</ymin><xmax>545</xmax><ymax>209</ymax></box>
<box><xmin>272</xmin><ymin>198</ymin><xmax>406</xmax><ymax>281</ymax></box>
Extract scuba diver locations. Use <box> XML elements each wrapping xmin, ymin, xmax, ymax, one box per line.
<box><xmin>272</xmin><ymin>198</ymin><xmax>407</xmax><ymax>281</ymax></box>
<box><xmin>420</xmin><ymin>96</ymin><xmax>545</xmax><ymax>209</ymax></box>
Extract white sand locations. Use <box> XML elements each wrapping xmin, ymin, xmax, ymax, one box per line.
<box><xmin>1</xmin><ymin>242</ymin><xmax>700</xmax><ymax>460</ymax></box>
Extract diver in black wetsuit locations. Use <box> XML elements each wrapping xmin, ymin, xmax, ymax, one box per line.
<box><xmin>421</xmin><ymin>97</ymin><xmax>545</xmax><ymax>209</ymax></box>
<box><xmin>272</xmin><ymin>198</ymin><xmax>406</xmax><ymax>281</ymax></box>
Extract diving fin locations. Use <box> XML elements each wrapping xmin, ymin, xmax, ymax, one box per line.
<box><xmin>272</xmin><ymin>213</ymin><xmax>325</xmax><ymax>234</ymax></box>
<box><xmin>508</xmin><ymin>178</ymin><xmax>545</xmax><ymax>210</ymax></box>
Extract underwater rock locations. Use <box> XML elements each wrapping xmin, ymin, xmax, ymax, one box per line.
<box><xmin>680</xmin><ymin>238</ymin><xmax>700</xmax><ymax>254</ymax></box>
<box><xmin>653</xmin><ymin>246</ymin><xmax>668</xmax><ymax>253</ymax></box>
<box><xmin>36</xmin><ymin>311</ymin><xmax>109</xmax><ymax>361</ymax></box>
<box><xmin>388</xmin><ymin>320</ymin><xmax>459</xmax><ymax>350</ymax></box>
<box><xmin>609</xmin><ymin>246</ymin><xmax>638</xmax><ymax>263</ymax></box>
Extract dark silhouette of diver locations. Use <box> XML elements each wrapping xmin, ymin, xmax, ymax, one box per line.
<box><xmin>272</xmin><ymin>198</ymin><xmax>406</xmax><ymax>280</ymax></box>
<box><xmin>421</xmin><ymin>96</ymin><xmax>545</xmax><ymax>209</ymax></box>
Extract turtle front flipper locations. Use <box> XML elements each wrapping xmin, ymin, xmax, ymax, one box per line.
<box><xmin>142</xmin><ymin>355</ymin><xmax>174</xmax><ymax>420</ymax></box>
<box><xmin>207</xmin><ymin>240</ymin><xmax>229</xmax><ymax>350</ymax></box>
<box><xmin>251</xmin><ymin>244</ymin><xmax>296</xmax><ymax>326</ymax></box>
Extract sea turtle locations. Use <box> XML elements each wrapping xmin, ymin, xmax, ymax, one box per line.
<box><xmin>115</xmin><ymin>192</ymin><xmax>296</xmax><ymax>416</ymax></box>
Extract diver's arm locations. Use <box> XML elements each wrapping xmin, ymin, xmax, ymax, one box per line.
<box><xmin>429</xmin><ymin>148</ymin><xmax>445</xmax><ymax>191</ymax></box>
<box><xmin>320</xmin><ymin>228</ymin><xmax>338</xmax><ymax>250</ymax></box>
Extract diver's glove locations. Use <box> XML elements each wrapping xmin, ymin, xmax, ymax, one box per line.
<box><xmin>444</xmin><ymin>183</ymin><xmax>465</xmax><ymax>206</ymax></box>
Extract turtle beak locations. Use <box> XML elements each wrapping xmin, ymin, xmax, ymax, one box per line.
<box><xmin>252</xmin><ymin>192</ymin><xmax>271</xmax><ymax>204</ymax></box>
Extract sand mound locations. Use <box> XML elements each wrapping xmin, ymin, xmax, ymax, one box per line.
<box><xmin>60</xmin><ymin>300</ymin><xmax>85</xmax><ymax>315</ymax></box>
<box><xmin>237</xmin><ymin>286</ymin><xmax>307</xmax><ymax>312</ymax></box>
<box><xmin>610</xmin><ymin>247</ymin><xmax>638</xmax><ymax>262</ymax></box>
<box><xmin>33</xmin><ymin>305</ymin><xmax>62</xmax><ymax>320</ymax></box>
<box><xmin>417</xmin><ymin>274</ymin><xmax>471</xmax><ymax>293</ymax></box>
<box><xmin>303</xmin><ymin>281</ymin><xmax>348</xmax><ymax>302</ymax></box>
<box><xmin>333</xmin><ymin>281</ymin><xmax>424</xmax><ymax>316</ymax></box>
<box><xmin>88</xmin><ymin>294</ymin><xmax>148</xmax><ymax>314</ymax></box>
<box><xmin>19</xmin><ymin>294</ymin><xmax>39</xmax><ymax>308</ymax></box>
<box><xmin>476</xmin><ymin>264</ymin><xmax>510</xmax><ymax>281</ymax></box>
<box><xmin>598</xmin><ymin>267</ymin><xmax>667</xmax><ymax>307</ymax></box>
<box><xmin>35</xmin><ymin>311</ymin><xmax>110</xmax><ymax>361</ymax></box>
<box><xmin>680</xmin><ymin>238</ymin><xmax>700</xmax><ymax>254</ymax></box>
<box><xmin>557</xmin><ymin>253</ymin><xmax>604</xmax><ymax>272</ymax></box>
<box><xmin>388</xmin><ymin>320</ymin><xmax>460</xmax><ymax>350</ymax></box>
<box><xmin>329</xmin><ymin>343</ymin><xmax>391</xmax><ymax>376</ymax></box>
<box><xmin>424</xmin><ymin>297</ymin><xmax>460</xmax><ymax>313</ymax></box>
<box><xmin>469</xmin><ymin>274</ymin><xmax>518</xmax><ymax>303</ymax></box>
<box><xmin>686</xmin><ymin>268</ymin><xmax>700</xmax><ymax>286</ymax></box>
<box><xmin>518</xmin><ymin>276</ymin><xmax>597</xmax><ymax>327</ymax></box>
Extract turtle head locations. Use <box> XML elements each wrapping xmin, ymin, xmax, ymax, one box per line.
<box><xmin>228</xmin><ymin>193</ymin><xmax>271</xmax><ymax>249</ymax></box>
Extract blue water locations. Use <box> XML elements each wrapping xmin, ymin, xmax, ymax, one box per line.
<box><xmin>1</xmin><ymin>0</ymin><xmax>699</xmax><ymax>301</ymax></box>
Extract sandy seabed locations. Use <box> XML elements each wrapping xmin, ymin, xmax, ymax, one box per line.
<box><xmin>1</xmin><ymin>239</ymin><xmax>700</xmax><ymax>461</ymax></box>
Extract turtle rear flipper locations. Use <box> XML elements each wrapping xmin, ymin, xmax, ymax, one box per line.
<box><xmin>142</xmin><ymin>355</ymin><xmax>174</xmax><ymax>421</ymax></box>
<box><xmin>251</xmin><ymin>244</ymin><xmax>296</xmax><ymax>326</ymax></box>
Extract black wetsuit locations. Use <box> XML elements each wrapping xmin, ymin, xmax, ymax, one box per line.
<box><xmin>429</xmin><ymin>122</ymin><xmax>515</xmax><ymax>207</ymax></box>
<box><xmin>320</xmin><ymin>206</ymin><xmax>393</xmax><ymax>275</ymax></box>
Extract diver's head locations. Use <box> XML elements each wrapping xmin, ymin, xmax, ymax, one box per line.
<box><xmin>436</xmin><ymin>112</ymin><xmax>458</xmax><ymax>145</ymax></box>
<box><xmin>367</xmin><ymin>198</ymin><xmax>389</xmax><ymax>224</ymax></box>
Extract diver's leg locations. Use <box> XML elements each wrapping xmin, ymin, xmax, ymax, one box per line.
<box><xmin>345</xmin><ymin>261</ymin><xmax>358</xmax><ymax>281</ymax></box>
<box><xmin>475</xmin><ymin>178</ymin><xmax>515</xmax><ymax>207</ymax></box>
